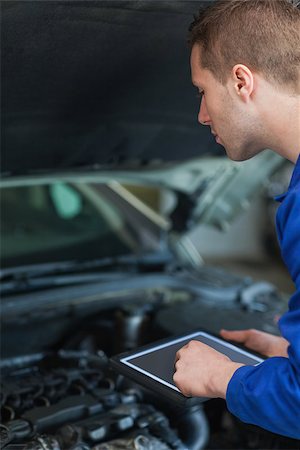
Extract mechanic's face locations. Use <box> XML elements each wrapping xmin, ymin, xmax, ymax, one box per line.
<box><xmin>190</xmin><ymin>44</ymin><xmax>263</xmax><ymax>161</ymax></box>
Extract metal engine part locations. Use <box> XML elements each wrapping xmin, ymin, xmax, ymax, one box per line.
<box><xmin>92</xmin><ymin>433</ymin><xmax>171</xmax><ymax>450</ymax></box>
<box><xmin>0</xmin><ymin>351</ymin><xmax>189</xmax><ymax>450</ymax></box>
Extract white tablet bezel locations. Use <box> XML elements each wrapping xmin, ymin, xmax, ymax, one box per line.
<box><xmin>120</xmin><ymin>331</ymin><xmax>264</xmax><ymax>392</ymax></box>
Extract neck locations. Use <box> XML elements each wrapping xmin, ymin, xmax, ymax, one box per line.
<box><xmin>256</xmin><ymin>79</ymin><xmax>300</xmax><ymax>163</ymax></box>
<box><xmin>269</xmin><ymin>103</ymin><xmax>300</xmax><ymax>163</ymax></box>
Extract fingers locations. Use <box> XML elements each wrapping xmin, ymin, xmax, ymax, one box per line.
<box><xmin>174</xmin><ymin>341</ymin><xmax>193</xmax><ymax>363</ymax></box>
<box><xmin>175</xmin><ymin>349</ymin><xmax>181</xmax><ymax>363</ymax></box>
<box><xmin>220</xmin><ymin>329</ymin><xmax>250</xmax><ymax>343</ymax></box>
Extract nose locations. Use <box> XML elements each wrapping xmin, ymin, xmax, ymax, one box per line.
<box><xmin>198</xmin><ymin>96</ymin><xmax>211</xmax><ymax>125</ymax></box>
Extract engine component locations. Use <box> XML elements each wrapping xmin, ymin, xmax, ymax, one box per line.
<box><xmin>0</xmin><ymin>351</ymin><xmax>186</xmax><ymax>450</ymax></box>
<box><xmin>155</xmin><ymin>296</ymin><xmax>284</xmax><ymax>338</ymax></box>
<box><xmin>114</xmin><ymin>304</ymin><xmax>152</xmax><ymax>353</ymax></box>
<box><xmin>92</xmin><ymin>433</ymin><xmax>171</xmax><ymax>450</ymax></box>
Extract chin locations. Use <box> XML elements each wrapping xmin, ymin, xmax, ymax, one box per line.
<box><xmin>225</xmin><ymin>144</ymin><xmax>262</xmax><ymax>162</ymax></box>
<box><xmin>224</xmin><ymin>149</ymin><xmax>250</xmax><ymax>162</ymax></box>
<box><xmin>229</xmin><ymin>155</ymin><xmax>252</xmax><ymax>162</ymax></box>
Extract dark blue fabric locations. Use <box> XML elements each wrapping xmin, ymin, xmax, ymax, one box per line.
<box><xmin>226</xmin><ymin>154</ymin><xmax>300</xmax><ymax>439</ymax></box>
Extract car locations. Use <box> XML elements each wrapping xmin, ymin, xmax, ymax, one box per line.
<box><xmin>1</xmin><ymin>1</ymin><xmax>299</xmax><ymax>449</ymax></box>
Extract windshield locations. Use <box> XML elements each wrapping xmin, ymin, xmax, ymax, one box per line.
<box><xmin>1</xmin><ymin>182</ymin><xmax>163</xmax><ymax>269</ymax></box>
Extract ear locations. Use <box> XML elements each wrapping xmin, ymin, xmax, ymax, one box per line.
<box><xmin>231</xmin><ymin>64</ymin><xmax>254</xmax><ymax>102</ymax></box>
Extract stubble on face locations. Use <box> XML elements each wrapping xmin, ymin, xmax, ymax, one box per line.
<box><xmin>220</xmin><ymin>100</ymin><xmax>264</xmax><ymax>162</ymax></box>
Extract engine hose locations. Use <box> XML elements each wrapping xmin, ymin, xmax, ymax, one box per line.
<box><xmin>174</xmin><ymin>405</ymin><xmax>209</xmax><ymax>450</ymax></box>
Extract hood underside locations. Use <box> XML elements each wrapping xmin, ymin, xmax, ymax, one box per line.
<box><xmin>1</xmin><ymin>0</ymin><xmax>224</xmax><ymax>177</ymax></box>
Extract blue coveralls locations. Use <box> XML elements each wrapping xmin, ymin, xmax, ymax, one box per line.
<box><xmin>226</xmin><ymin>154</ymin><xmax>300</xmax><ymax>439</ymax></box>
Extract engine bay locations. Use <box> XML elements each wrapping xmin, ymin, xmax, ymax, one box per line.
<box><xmin>1</xmin><ymin>268</ymin><xmax>300</xmax><ymax>449</ymax></box>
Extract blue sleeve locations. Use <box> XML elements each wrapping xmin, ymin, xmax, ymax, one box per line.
<box><xmin>226</xmin><ymin>186</ymin><xmax>300</xmax><ymax>439</ymax></box>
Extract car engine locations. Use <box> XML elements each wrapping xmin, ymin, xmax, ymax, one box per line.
<box><xmin>1</xmin><ymin>269</ymin><xmax>300</xmax><ymax>450</ymax></box>
<box><xmin>0</xmin><ymin>350</ymin><xmax>209</xmax><ymax>450</ymax></box>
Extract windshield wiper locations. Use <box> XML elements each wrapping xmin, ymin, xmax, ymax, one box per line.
<box><xmin>1</xmin><ymin>252</ymin><xmax>171</xmax><ymax>280</ymax></box>
<box><xmin>0</xmin><ymin>252</ymin><xmax>172</xmax><ymax>295</ymax></box>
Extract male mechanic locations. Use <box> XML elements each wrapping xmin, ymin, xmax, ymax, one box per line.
<box><xmin>173</xmin><ymin>0</ymin><xmax>300</xmax><ymax>439</ymax></box>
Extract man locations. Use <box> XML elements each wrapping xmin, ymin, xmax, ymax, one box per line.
<box><xmin>173</xmin><ymin>0</ymin><xmax>300</xmax><ymax>439</ymax></box>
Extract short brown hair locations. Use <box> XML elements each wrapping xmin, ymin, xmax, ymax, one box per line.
<box><xmin>189</xmin><ymin>0</ymin><xmax>300</xmax><ymax>92</ymax></box>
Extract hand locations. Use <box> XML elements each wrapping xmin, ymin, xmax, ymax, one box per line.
<box><xmin>220</xmin><ymin>329</ymin><xmax>289</xmax><ymax>357</ymax></box>
<box><xmin>173</xmin><ymin>340</ymin><xmax>243</xmax><ymax>399</ymax></box>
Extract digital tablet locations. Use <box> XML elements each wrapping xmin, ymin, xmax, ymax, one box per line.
<box><xmin>110</xmin><ymin>330</ymin><xmax>264</xmax><ymax>406</ymax></box>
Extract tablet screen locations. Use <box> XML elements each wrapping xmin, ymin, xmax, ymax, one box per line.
<box><xmin>120</xmin><ymin>332</ymin><xmax>263</xmax><ymax>392</ymax></box>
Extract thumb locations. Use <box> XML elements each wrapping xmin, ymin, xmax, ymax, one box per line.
<box><xmin>220</xmin><ymin>329</ymin><xmax>248</xmax><ymax>343</ymax></box>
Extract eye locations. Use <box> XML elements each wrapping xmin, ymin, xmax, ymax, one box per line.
<box><xmin>196</xmin><ymin>90</ymin><xmax>204</xmax><ymax>99</ymax></box>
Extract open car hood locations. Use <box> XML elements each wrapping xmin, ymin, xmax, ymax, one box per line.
<box><xmin>1</xmin><ymin>0</ymin><xmax>284</xmax><ymax>232</ymax></box>
<box><xmin>2</xmin><ymin>0</ymin><xmax>220</xmax><ymax>175</ymax></box>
